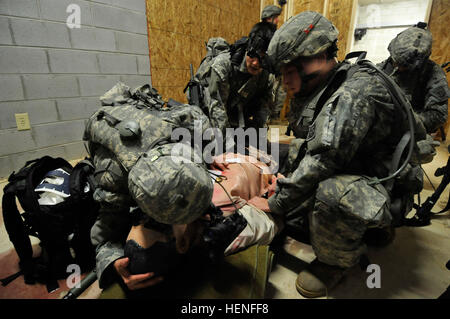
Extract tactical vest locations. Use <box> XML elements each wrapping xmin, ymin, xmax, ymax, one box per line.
<box><xmin>226</xmin><ymin>62</ymin><xmax>271</xmax><ymax>128</ymax></box>
<box><xmin>288</xmin><ymin>62</ymin><xmax>356</xmax><ymax>139</ymax></box>
<box><xmin>195</xmin><ymin>37</ymin><xmax>231</xmax><ymax>83</ymax></box>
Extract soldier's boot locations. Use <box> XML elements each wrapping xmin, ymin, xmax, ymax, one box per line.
<box><xmin>295</xmin><ymin>259</ymin><xmax>348</xmax><ymax>298</ymax></box>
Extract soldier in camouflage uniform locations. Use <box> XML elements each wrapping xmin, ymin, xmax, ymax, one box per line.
<box><xmin>378</xmin><ymin>25</ymin><xmax>449</xmax><ymax>134</ymax></box>
<box><xmin>261</xmin><ymin>4</ymin><xmax>282</xmax><ymax>26</ymax></box>
<box><xmin>83</xmin><ymin>82</ymin><xmax>215</xmax><ymax>289</ymax></box>
<box><xmin>197</xmin><ymin>23</ymin><xmax>276</xmax><ymax>135</ymax></box>
<box><xmin>85</xmin><ymin>83</ymin><xmax>281</xmax><ymax>291</ymax></box>
<box><xmin>248</xmin><ymin>11</ymin><xmax>430</xmax><ymax>298</ymax></box>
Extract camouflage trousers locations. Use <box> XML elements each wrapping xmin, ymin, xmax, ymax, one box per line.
<box><xmin>308</xmin><ymin>174</ymin><xmax>392</xmax><ymax>268</ymax></box>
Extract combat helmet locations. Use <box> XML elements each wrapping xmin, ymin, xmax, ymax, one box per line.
<box><xmin>267</xmin><ymin>11</ymin><xmax>339</xmax><ymax>72</ymax></box>
<box><xmin>388</xmin><ymin>25</ymin><xmax>432</xmax><ymax>70</ymax></box>
<box><xmin>248</xmin><ymin>21</ymin><xmax>277</xmax><ymax>55</ymax></box>
<box><xmin>128</xmin><ymin>143</ymin><xmax>213</xmax><ymax>225</ymax></box>
<box><xmin>261</xmin><ymin>5</ymin><xmax>282</xmax><ymax>20</ymax></box>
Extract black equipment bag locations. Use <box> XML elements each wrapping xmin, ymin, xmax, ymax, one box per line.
<box><xmin>1</xmin><ymin>156</ymin><xmax>99</xmax><ymax>291</ymax></box>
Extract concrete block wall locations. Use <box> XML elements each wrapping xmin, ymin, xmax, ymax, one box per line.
<box><xmin>0</xmin><ymin>0</ymin><xmax>151</xmax><ymax>179</ymax></box>
<box><xmin>351</xmin><ymin>0</ymin><xmax>430</xmax><ymax>63</ymax></box>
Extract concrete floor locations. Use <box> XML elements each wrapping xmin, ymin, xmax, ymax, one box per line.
<box><xmin>0</xmin><ymin>131</ymin><xmax>449</xmax><ymax>299</ymax></box>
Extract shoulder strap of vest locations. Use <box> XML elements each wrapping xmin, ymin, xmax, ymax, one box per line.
<box><xmin>312</xmin><ymin>61</ymin><xmax>358</xmax><ymax>121</ymax></box>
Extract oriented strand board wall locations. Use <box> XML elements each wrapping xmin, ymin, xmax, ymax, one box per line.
<box><xmin>284</xmin><ymin>0</ymin><xmax>355</xmax><ymax>61</ymax></box>
<box><xmin>428</xmin><ymin>0</ymin><xmax>450</xmax><ymax>137</ymax></box>
<box><xmin>292</xmin><ymin>0</ymin><xmax>325</xmax><ymax>15</ymax></box>
<box><xmin>146</xmin><ymin>0</ymin><xmax>260</xmax><ymax>103</ymax></box>
<box><xmin>326</xmin><ymin>0</ymin><xmax>356</xmax><ymax>61</ymax></box>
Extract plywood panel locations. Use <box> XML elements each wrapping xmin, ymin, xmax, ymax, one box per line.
<box><xmin>151</xmin><ymin>68</ymin><xmax>190</xmax><ymax>88</ymax></box>
<box><xmin>189</xmin><ymin>0</ymin><xmax>203</xmax><ymax>38</ymax></box>
<box><xmin>146</xmin><ymin>0</ymin><xmax>261</xmax><ymax>102</ymax></box>
<box><xmin>148</xmin><ymin>29</ymin><xmax>191</xmax><ymax>70</ymax></box>
<box><xmin>292</xmin><ymin>0</ymin><xmax>325</xmax><ymax>16</ymax></box>
<box><xmin>429</xmin><ymin>0</ymin><xmax>449</xmax><ymax>79</ymax></box>
<box><xmin>201</xmin><ymin>3</ymin><xmax>221</xmax><ymax>40</ymax></box>
<box><xmin>428</xmin><ymin>0</ymin><xmax>450</xmax><ymax>137</ymax></box>
<box><xmin>326</xmin><ymin>0</ymin><xmax>354</xmax><ymax>61</ymax></box>
<box><xmin>147</xmin><ymin>0</ymin><xmax>191</xmax><ymax>35</ymax></box>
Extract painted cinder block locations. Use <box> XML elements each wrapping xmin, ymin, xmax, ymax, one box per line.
<box><xmin>10</xmin><ymin>19</ymin><xmax>71</xmax><ymax>48</ymax></box>
<box><xmin>0</xmin><ymin>75</ymin><xmax>25</xmax><ymax>101</ymax></box>
<box><xmin>97</xmin><ymin>53</ymin><xmax>138</xmax><ymax>74</ymax></box>
<box><xmin>0</xmin><ymin>47</ymin><xmax>50</xmax><ymax>74</ymax></box>
<box><xmin>39</xmin><ymin>0</ymin><xmax>94</xmax><ymax>26</ymax></box>
<box><xmin>32</xmin><ymin>120</ymin><xmax>86</xmax><ymax>149</ymax></box>
<box><xmin>0</xmin><ymin>100</ymin><xmax>58</xmax><ymax>130</ymax></box>
<box><xmin>48</xmin><ymin>49</ymin><xmax>99</xmax><ymax>74</ymax></box>
<box><xmin>22</xmin><ymin>75</ymin><xmax>79</xmax><ymax>99</ymax></box>
<box><xmin>77</xmin><ymin>74</ymin><xmax>121</xmax><ymax>97</ymax></box>
<box><xmin>0</xmin><ymin>17</ymin><xmax>13</xmax><ymax>45</ymax></box>
<box><xmin>70</xmin><ymin>27</ymin><xmax>116</xmax><ymax>51</ymax></box>
<box><xmin>114</xmin><ymin>31</ymin><xmax>149</xmax><ymax>55</ymax></box>
<box><xmin>90</xmin><ymin>3</ymin><xmax>147</xmax><ymax>34</ymax></box>
<box><xmin>0</xmin><ymin>0</ymin><xmax>39</xmax><ymax>19</ymax></box>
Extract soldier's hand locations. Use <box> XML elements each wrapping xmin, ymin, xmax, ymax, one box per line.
<box><xmin>211</xmin><ymin>155</ymin><xmax>230</xmax><ymax>171</ymax></box>
<box><xmin>267</xmin><ymin>173</ymin><xmax>284</xmax><ymax>197</ymax></box>
<box><xmin>113</xmin><ymin>257</ymin><xmax>163</xmax><ymax>290</ymax></box>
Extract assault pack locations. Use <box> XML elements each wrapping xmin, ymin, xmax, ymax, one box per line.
<box><xmin>1</xmin><ymin>156</ymin><xmax>98</xmax><ymax>292</ymax></box>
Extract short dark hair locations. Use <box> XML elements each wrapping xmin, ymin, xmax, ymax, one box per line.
<box><xmin>325</xmin><ymin>40</ymin><xmax>338</xmax><ymax>60</ymax></box>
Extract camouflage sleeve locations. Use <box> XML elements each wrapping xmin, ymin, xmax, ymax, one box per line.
<box><xmin>268</xmin><ymin>75</ymin><xmax>387</xmax><ymax>215</ymax></box>
<box><xmin>419</xmin><ymin>62</ymin><xmax>449</xmax><ymax>133</ymax></box>
<box><xmin>206</xmin><ymin>60</ymin><xmax>231</xmax><ymax>134</ymax></box>
<box><xmin>254</xmin><ymin>74</ymin><xmax>279</xmax><ymax>127</ymax></box>
<box><xmin>269</xmin><ymin>74</ymin><xmax>287</xmax><ymax>121</ymax></box>
<box><xmin>90</xmin><ymin>206</ymin><xmax>131</xmax><ymax>288</ymax></box>
<box><xmin>94</xmin><ymin>241</ymin><xmax>125</xmax><ymax>289</ymax></box>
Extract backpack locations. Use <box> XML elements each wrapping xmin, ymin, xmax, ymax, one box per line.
<box><xmin>230</xmin><ymin>36</ymin><xmax>249</xmax><ymax>66</ymax></box>
<box><xmin>1</xmin><ymin>156</ymin><xmax>99</xmax><ymax>292</ymax></box>
<box><xmin>194</xmin><ymin>37</ymin><xmax>231</xmax><ymax>83</ymax></box>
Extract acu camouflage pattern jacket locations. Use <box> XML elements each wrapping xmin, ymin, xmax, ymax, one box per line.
<box><xmin>268</xmin><ymin>62</ymin><xmax>423</xmax><ymax>216</ymax></box>
<box><xmin>203</xmin><ymin>52</ymin><xmax>276</xmax><ymax>133</ymax></box>
<box><xmin>378</xmin><ymin>58</ymin><xmax>449</xmax><ymax>134</ymax></box>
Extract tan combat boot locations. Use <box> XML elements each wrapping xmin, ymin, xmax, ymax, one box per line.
<box><xmin>295</xmin><ymin>259</ymin><xmax>348</xmax><ymax>298</ymax></box>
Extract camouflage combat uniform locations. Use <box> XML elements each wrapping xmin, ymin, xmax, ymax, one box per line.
<box><xmin>84</xmin><ymin>83</ymin><xmax>213</xmax><ymax>288</ymax></box>
<box><xmin>267</xmin><ymin>11</ymin><xmax>427</xmax><ymax>269</ymax></box>
<box><xmin>202</xmin><ymin>52</ymin><xmax>275</xmax><ymax>133</ymax></box>
<box><xmin>378</xmin><ymin>26</ymin><xmax>449</xmax><ymax>134</ymax></box>
<box><xmin>268</xmin><ymin>73</ymin><xmax>287</xmax><ymax>121</ymax></box>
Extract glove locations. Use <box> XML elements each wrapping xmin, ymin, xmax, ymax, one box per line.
<box><xmin>412</xmin><ymin>134</ymin><xmax>440</xmax><ymax>164</ymax></box>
